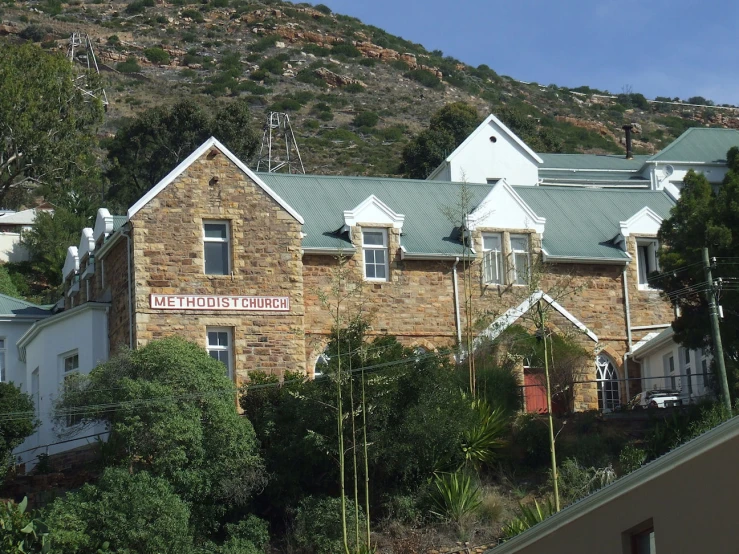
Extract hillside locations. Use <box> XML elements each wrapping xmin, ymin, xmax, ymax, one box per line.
<box><xmin>2</xmin><ymin>0</ymin><xmax>739</xmax><ymax>177</ymax></box>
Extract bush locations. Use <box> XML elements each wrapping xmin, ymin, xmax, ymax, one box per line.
<box><xmin>116</xmin><ymin>56</ymin><xmax>141</xmax><ymax>73</ymax></box>
<box><xmin>44</xmin><ymin>468</ymin><xmax>193</xmax><ymax>553</ymax></box>
<box><xmin>293</xmin><ymin>496</ymin><xmax>366</xmax><ymax>554</ymax></box>
<box><xmin>249</xmin><ymin>68</ymin><xmax>269</xmax><ymax>81</ymax></box>
<box><xmin>0</xmin><ymin>497</ymin><xmax>50</xmax><ymax>553</ymax></box>
<box><xmin>358</xmin><ymin>57</ymin><xmax>376</xmax><ymax>67</ymax></box>
<box><xmin>0</xmin><ymin>383</ymin><xmax>38</xmax><ymax>479</ymax></box>
<box><xmin>180</xmin><ymin>8</ymin><xmax>204</xmax><ymax>22</ymax></box>
<box><xmin>269</xmin><ymin>98</ymin><xmax>301</xmax><ymax>112</ymax></box>
<box><xmin>303</xmin><ymin>43</ymin><xmax>330</xmax><ymax>57</ymax></box>
<box><xmin>332</xmin><ymin>43</ymin><xmax>361</xmax><ymax>58</ymax></box>
<box><xmin>144</xmin><ymin>47</ymin><xmax>170</xmax><ymax>65</ymax></box>
<box><xmin>427</xmin><ymin>471</ymin><xmax>482</xmax><ymax>531</ymax></box>
<box><xmin>314</xmin><ymin>3</ymin><xmax>332</xmax><ymax>14</ymax></box>
<box><xmin>405</xmin><ymin>69</ymin><xmax>442</xmax><ymax>89</ymax></box>
<box><xmin>344</xmin><ymin>82</ymin><xmax>364</xmax><ymax>93</ymax></box>
<box><xmin>260</xmin><ymin>57</ymin><xmax>283</xmax><ymax>74</ymax></box>
<box><xmin>251</xmin><ymin>34</ymin><xmax>278</xmax><ymax>52</ymax></box>
<box><xmin>19</xmin><ymin>25</ymin><xmax>49</xmax><ymax>42</ymax></box>
<box><xmin>557</xmin><ymin>458</ymin><xmax>616</xmax><ymax>505</ymax></box>
<box><xmin>124</xmin><ymin>0</ymin><xmax>154</xmax><ymax>15</ymax></box>
<box><xmin>353</xmin><ymin>111</ymin><xmax>379</xmax><ymax>128</ymax></box>
<box><xmin>618</xmin><ymin>444</ymin><xmax>647</xmax><ymax>475</ymax></box>
<box><xmin>502</xmin><ymin>498</ymin><xmax>555</xmax><ymax>539</ymax></box>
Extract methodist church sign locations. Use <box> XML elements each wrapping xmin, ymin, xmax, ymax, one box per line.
<box><xmin>150</xmin><ymin>294</ymin><xmax>290</xmax><ymax>312</ymax></box>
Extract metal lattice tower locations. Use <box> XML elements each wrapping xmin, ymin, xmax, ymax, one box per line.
<box><xmin>67</xmin><ymin>32</ymin><xmax>109</xmax><ymax>108</ymax></box>
<box><xmin>255</xmin><ymin>112</ymin><xmax>305</xmax><ymax>174</ymax></box>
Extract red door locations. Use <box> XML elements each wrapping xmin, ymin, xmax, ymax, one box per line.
<box><xmin>524</xmin><ymin>370</ymin><xmax>548</xmax><ymax>413</ymax></box>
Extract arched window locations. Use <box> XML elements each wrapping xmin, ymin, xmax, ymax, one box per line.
<box><xmin>596</xmin><ymin>354</ymin><xmax>621</xmax><ymax>412</ymax></box>
<box><xmin>314</xmin><ymin>351</ymin><xmax>329</xmax><ymax>377</ymax></box>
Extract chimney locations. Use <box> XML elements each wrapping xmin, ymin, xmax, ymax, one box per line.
<box><xmin>622</xmin><ymin>124</ymin><xmax>633</xmax><ymax>159</ymax></box>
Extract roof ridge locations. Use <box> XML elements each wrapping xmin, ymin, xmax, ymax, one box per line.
<box><xmin>256</xmin><ymin>173</ymin><xmax>493</xmax><ymax>187</ymax></box>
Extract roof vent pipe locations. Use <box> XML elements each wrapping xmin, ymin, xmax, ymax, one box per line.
<box><xmin>622</xmin><ymin>124</ymin><xmax>634</xmax><ymax>160</ymax></box>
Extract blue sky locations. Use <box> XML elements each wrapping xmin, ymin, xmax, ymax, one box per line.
<box><xmin>317</xmin><ymin>0</ymin><xmax>739</xmax><ymax>106</ymax></box>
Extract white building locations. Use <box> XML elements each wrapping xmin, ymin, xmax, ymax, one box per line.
<box><xmin>0</xmin><ymin>208</ymin><xmax>43</xmax><ymax>263</ymax></box>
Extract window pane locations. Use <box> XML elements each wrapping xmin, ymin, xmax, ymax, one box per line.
<box><xmin>514</xmin><ymin>253</ymin><xmax>529</xmax><ymax>284</ymax></box>
<box><xmin>204</xmin><ymin>223</ymin><xmax>227</xmax><ymax>240</ymax></box>
<box><xmin>0</xmin><ymin>339</ymin><xmax>5</xmax><ymax>349</ymax></box>
<box><xmin>483</xmin><ymin>234</ymin><xmax>501</xmax><ymax>251</ymax></box>
<box><xmin>375</xmin><ymin>264</ymin><xmax>386</xmax><ymax>279</ymax></box>
<box><xmin>65</xmin><ymin>354</ymin><xmax>79</xmax><ymax>373</ymax></box>
<box><xmin>510</xmin><ymin>236</ymin><xmax>528</xmax><ymax>252</ymax></box>
<box><xmin>365</xmin><ymin>264</ymin><xmax>376</xmax><ymax>279</ymax></box>
<box><xmin>205</xmin><ymin>242</ymin><xmax>229</xmax><ymax>275</ymax></box>
<box><xmin>0</xmin><ymin>352</ymin><xmax>4</xmax><ymax>382</ymax></box>
<box><xmin>363</xmin><ymin>231</ymin><xmax>385</xmax><ymax>246</ymax></box>
<box><xmin>374</xmin><ymin>250</ymin><xmax>386</xmax><ymax>264</ymax></box>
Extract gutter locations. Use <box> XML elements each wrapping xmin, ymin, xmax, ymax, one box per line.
<box><xmin>541</xmin><ymin>253</ymin><xmax>630</xmax><ymax>265</ymax></box>
<box><xmin>452</xmin><ymin>257</ymin><xmax>462</xmax><ymax>346</ymax></box>
<box><xmin>622</xmin><ymin>265</ymin><xmax>633</xmax><ymax>394</ymax></box>
<box><xmin>399</xmin><ymin>245</ymin><xmax>474</xmax><ymax>261</ymax></box>
<box><xmin>301</xmin><ymin>246</ymin><xmax>356</xmax><ymax>256</ymax></box>
<box><xmin>121</xmin><ymin>226</ymin><xmax>133</xmax><ymax>349</ymax></box>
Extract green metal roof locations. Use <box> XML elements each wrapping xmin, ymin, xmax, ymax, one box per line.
<box><xmin>112</xmin><ymin>215</ymin><xmax>127</xmax><ymax>232</ymax></box>
<box><xmin>258</xmin><ymin>173</ymin><xmax>490</xmax><ymax>255</ymax></box>
<box><xmin>538</xmin><ymin>153</ymin><xmax>650</xmax><ymax>170</ymax></box>
<box><xmin>649</xmin><ymin>127</ymin><xmax>739</xmax><ymax>163</ymax></box>
<box><xmin>0</xmin><ymin>294</ymin><xmax>52</xmax><ymax>318</ymax></box>
<box><xmin>513</xmin><ymin>186</ymin><xmax>675</xmax><ymax>260</ymax></box>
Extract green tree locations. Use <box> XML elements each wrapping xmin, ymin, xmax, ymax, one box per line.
<box><xmin>0</xmin><ymin>383</ymin><xmax>38</xmax><ymax>479</ymax></box>
<box><xmin>44</xmin><ymin>468</ymin><xmax>193</xmax><ymax>553</ymax></box>
<box><xmin>496</xmin><ymin>106</ymin><xmax>563</xmax><ymax>153</ymax></box>
<box><xmin>0</xmin><ymin>497</ymin><xmax>50</xmax><ymax>554</ymax></box>
<box><xmin>21</xmin><ymin>208</ymin><xmax>88</xmax><ymax>289</ymax></box>
<box><xmin>55</xmin><ymin>337</ymin><xmax>267</xmax><ymax>535</ymax></box>
<box><xmin>399</xmin><ymin>103</ymin><xmax>480</xmax><ymax>179</ymax></box>
<box><xmin>0</xmin><ymin>265</ymin><xmax>21</xmax><ymax>299</ymax></box>
<box><xmin>0</xmin><ymin>42</ymin><xmax>103</xmax><ymax>209</ymax></box>
<box><xmin>657</xmin><ymin>149</ymin><xmax>739</xmax><ymax>394</ymax></box>
<box><xmin>105</xmin><ymin>99</ymin><xmax>259</xmax><ymax>208</ymax></box>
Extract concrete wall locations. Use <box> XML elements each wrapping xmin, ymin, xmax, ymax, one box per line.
<box><xmin>491</xmin><ymin>423</ymin><xmax>739</xmax><ymax>554</ymax></box>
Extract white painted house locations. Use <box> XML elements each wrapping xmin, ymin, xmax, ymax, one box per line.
<box><xmin>631</xmin><ymin>326</ymin><xmax>713</xmax><ymax>405</ymax></box>
<box><xmin>0</xmin><ymin>209</ymin><xmax>42</xmax><ymax>263</ymax></box>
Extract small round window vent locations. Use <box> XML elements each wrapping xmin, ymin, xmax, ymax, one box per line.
<box><xmin>489</xmin><ymin>136</ymin><xmax>497</xmax><ymax>143</ymax></box>
<box><xmin>664</xmin><ymin>164</ymin><xmax>674</xmax><ymax>177</ymax></box>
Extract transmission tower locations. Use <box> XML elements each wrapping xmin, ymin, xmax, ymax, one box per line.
<box><xmin>67</xmin><ymin>32</ymin><xmax>109</xmax><ymax>108</ymax></box>
<box><xmin>255</xmin><ymin>112</ymin><xmax>305</xmax><ymax>173</ymax></box>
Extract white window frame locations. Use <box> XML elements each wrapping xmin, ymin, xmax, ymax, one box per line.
<box><xmin>206</xmin><ymin>327</ymin><xmax>233</xmax><ymax>379</ymax></box>
<box><xmin>680</xmin><ymin>347</ymin><xmax>693</xmax><ymax>399</ymax></box>
<box><xmin>482</xmin><ymin>233</ymin><xmax>503</xmax><ymax>285</ymax></box>
<box><xmin>510</xmin><ymin>234</ymin><xmax>530</xmax><ymax>286</ymax></box>
<box><xmin>0</xmin><ymin>338</ymin><xmax>5</xmax><ymax>383</ymax></box>
<box><xmin>362</xmin><ymin>228</ymin><xmax>389</xmax><ymax>282</ymax></box>
<box><xmin>636</xmin><ymin>238</ymin><xmax>659</xmax><ymax>289</ymax></box>
<box><xmin>203</xmin><ymin>220</ymin><xmax>231</xmax><ymax>276</ymax></box>
<box><xmin>61</xmin><ymin>350</ymin><xmax>81</xmax><ymax>426</ymax></box>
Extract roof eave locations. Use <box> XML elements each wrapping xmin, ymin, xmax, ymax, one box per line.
<box><xmin>302</xmin><ymin>247</ymin><xmax>356</xmax><ymax>256</ymax></box>
<box><xmin>542</xmin><ymin>252</ymin><xmax>630</xmax><ymax>265</ymax></box>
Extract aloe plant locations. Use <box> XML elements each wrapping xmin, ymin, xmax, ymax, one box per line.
<box><xmin>428</xmin><ymin>471</ymin><xmax>482</xmax><ymax>528</ymax></box>
<box><xmin>502</xmin><ymin>497</ymin><xmax>555</xmax><ymax>539</ymax></box>
<box><xmin>461</xmin><ymin>399</ymin><xmax>509</xmax><ymax>472</ymax></box>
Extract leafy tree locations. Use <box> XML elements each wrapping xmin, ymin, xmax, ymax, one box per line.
<box><xmin>400</xmin><ymin>103</ymin><xmax>480</xmax><ymax>178</ymax></box>
<box><xmin>656</xmin><ymin>148</ymin><xmax>739</xmax><ymax>388</ymax></box>
<box><xmin>0</xmin><ymin>497</ymin><xmax>50</xmax><ymax>553</ymax></box>
<box><xmin>105</xmin><ymin>99</ymin><xmax>259</xmax><ymax>208</ymax></box>
<box><xmin>496</xmin><ymin>106</ymin><xmax>563</xmax><ymax>153</ymax></box>
<box><xmin>0</xmin><ymin>43</ymin><xmax>103</xmax><ymax>209</ymax></box>
<box><xmin>144</xmin><ymin>46</ymin><xmax>171</xmax><ymax>65</ymax></box>
<box><xmin>21</xmin><ymin>208</ymin><xmax>88</xmax><ymax>289</ymax></box>
<box><xmin>56</xmin><ymin>337</ymin><xmax>267</xmax><ymax>535</ymax></box>
<box><xmin>0</xmin><ymin>383</ymin><xmax>38</xmax><ymax>479</ymax></box>
<box><xmin>0</xmin><ymin>265</ymin><xmax>21</xmax><ymax>299</ymax></box>
<box><xmin>44</xmin><ymin>468</ymin><xmax>193</xmax><ymax>553</ymax></box>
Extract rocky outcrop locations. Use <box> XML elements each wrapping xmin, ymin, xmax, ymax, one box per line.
<box><xmin>314</xmin><ymin>67</ymin><xmax>365</xmax><ymax>88</ymax></box>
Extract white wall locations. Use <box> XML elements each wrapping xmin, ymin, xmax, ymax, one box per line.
<box><xmin>636</xmin><ymin>337</ymin><xmax>712</xmax><ymax>404</ymax></box>
<box><xmin>0</xmin><ymin>319</ymin><xmax>40</xmax><ymax>386</ymax></box>
<box><xmin>430</xmin><ymin>119</ymin><xmax>540</xmax><ymax>186</ymax></box>
<box><xmin>15</xmin><ymin>304</ymin><xmax>110</xmax><ymax>468</ymax></box>
<box><xmin>648</xmin><ymin>163</ymin><xmax>729</xmax><ymax>198</ymax></box>
<box><xmin>0</xmin><ymin>233</ymin><xmax>30</xmax><ymax>262</ymax></box>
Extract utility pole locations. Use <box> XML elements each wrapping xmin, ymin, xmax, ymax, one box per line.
<box><xmin>702</xmin><ymin>247</ymin><xmax>732</xmax><ymax>412</ymax></box>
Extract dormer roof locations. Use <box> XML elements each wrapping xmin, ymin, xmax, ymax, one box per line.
<box><xmin>63</xmin><ymin>246</ymin><xmax>79</xmax><ymax>279</ymax></box>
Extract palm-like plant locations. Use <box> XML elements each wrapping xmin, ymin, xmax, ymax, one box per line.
<box><xmin>461</xmin><ymin>399</ymin><xmax>509</xmax><ymax>472</ymax></box>
<box><xmin>428</xmin><ymin>471</ymin><xmax>482</xmax><ymax>528</ymax></box>
<box><xmin>502</xmin><ymin>497</ymin><xmax>555</xmax><ymax>539</ymax></box>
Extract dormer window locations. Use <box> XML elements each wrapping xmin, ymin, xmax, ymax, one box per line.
<box><xmin>636</xmin><ymin>238</ymin><xmax>659</xmax><ymax>289</ymax></box>
<box><xmin>362</xmin><ymin>228</ymin><xmax>388</xmax><ymax>281</ymax></box>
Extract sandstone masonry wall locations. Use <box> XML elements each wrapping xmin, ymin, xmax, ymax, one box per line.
<box><xmin>127</xmin><ymin>146</ymin><xmax>306</xmax><ymax>384</ymax></box>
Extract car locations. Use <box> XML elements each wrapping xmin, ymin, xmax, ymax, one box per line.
<box><xmin>628</xmin><ymin>390</ymin><xmax>684</xmax><ymax>410</ymax></box>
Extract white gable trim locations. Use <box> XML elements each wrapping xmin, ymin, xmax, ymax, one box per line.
<box><xmin>446</xmin><ymin>114</ymin><xmax>544</xmax><ymax>166</ymax></box>
<box><xmin>93</xmin><ymin>208</ymin><xmax>115</xmax><ymax>243</ymax></box>
<box><xmin>343</xmin><ymin>195</ymin><xmax>405</xmax><ymax>229</ymax></box>
<box><xmin>466</xmin><ymin>179</ymin><xmax>546</xmax><ymax>234</ymax></box>
<box><xmin>475</xmin><ymin>290</ymin><xmax>598</xmax><ymax>348</ymax></box>
<box><xmin>619</xmin><ymin>206</ymin><xmax>663</xmax><ymax>237</ymax></box>
<box><xmin>63</xmin><ymin>246</ymin><xmax>79</xmax><ymax>279</ymax></box>
<box><xmin>78</xmin><ymin>228</ymin><xmax>95</xmax><ymax>258</ymax></box>
<box><xmin>127</xmin><ymin>137</ymin><xmax>304</xmax><ymax>224</ymax></box>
